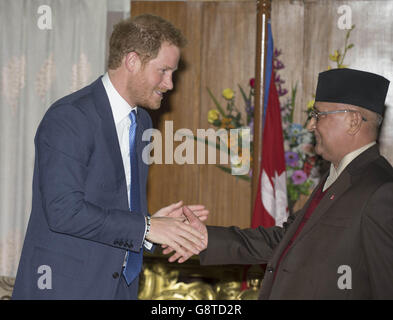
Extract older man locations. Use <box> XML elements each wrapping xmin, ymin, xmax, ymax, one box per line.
<box><xmin>177</xmin><ymin>68</ymin><xmax>393</xmax><ymax>299</ymax></box>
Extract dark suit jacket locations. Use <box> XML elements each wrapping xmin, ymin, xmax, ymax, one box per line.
<box><xmin>12</xmin><ymin>77</ymin><xmax>152</xmax><ymax>299</ymax></box>
<box><xmin>200</xmin><ymin>145</ymin><xmax>393</xmax><ymax>299</ymax></box>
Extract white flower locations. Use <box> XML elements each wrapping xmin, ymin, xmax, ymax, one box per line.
<box><xmin>1</xmin><ymin>55</ymin><xmax>26</xmax><ymax>111</ymax></box>
<box><xmin>35</xmin><ymin>53</ymin><xmax>56</xmax><ymax>102</ymax></box>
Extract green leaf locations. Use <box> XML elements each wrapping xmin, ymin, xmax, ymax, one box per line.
<box><xmin>216</xmin><ymin>165</ymin><xmax>251</xmax><ymax>181</ymax></box>
<box><xmin>192</xmin><ymin>135</ymin><xmax>224</xmax><ymax>151</ymax></box>
<box><xmin>227</xmin><ymin>101</ymin><xmax>232</xmax><ymax>113</ymax></box>
<box><xmin>288</xmin><ymin>187</ymin><xmax>299</xmax><ymax>201</ymax></box>
<box><xmin>238</xmin><ymin>84</ymin><xmax>249</xmax><ymax>105</ymax></box>
<box><xmin>290</xmin><ymin>83</ymin><xmax>297</xmax><ymax>122</ymax></box>
<box><xmin>207</xmin><ymin>87</ymin><xmax>226</xmax><ymax>117</ymax></box>
<box><xmin>213</xmin><ymin>119</ymin><xmax>222</xmax><ymax>127</ymax></box>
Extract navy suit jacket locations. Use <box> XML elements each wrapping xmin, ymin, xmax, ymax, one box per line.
<box><xmin>12</xmin><ymin>77</ymin><xmax>152</xmax><ymax>299</ymax></box>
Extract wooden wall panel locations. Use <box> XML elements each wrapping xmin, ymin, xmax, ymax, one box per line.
<box><xmin>198</xmin><ymin>2</ymin><xmax>255</xmax><ymax>228</ymax></box>
<box><xmin>130</xmin><ymin>1</ymin><xmax>203</xmax><ymax>218</ymax></box>
<box><xmin>131</xmin><ymin>1</ymin><xmax>256</xmax><ymax>228</ymax></box>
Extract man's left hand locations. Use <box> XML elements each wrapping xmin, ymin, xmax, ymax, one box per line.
<box><xmin>162</xmin><ymin>205</ymin><xmax>208</xmax><ymax>263</ymax></box>
<box><xmin>152</xmin><ymin>200</ymin><xmax>209</xmax><ymax>222</ymax></box>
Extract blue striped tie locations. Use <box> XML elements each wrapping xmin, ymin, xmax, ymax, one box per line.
<box><xmin>123</xmin><ymin>110</ymin><xmax>143</xmax><ymax>285</ymax></box>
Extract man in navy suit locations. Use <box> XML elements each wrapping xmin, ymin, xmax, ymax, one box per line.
<box><xmin>12</xmin><ymin>14</ymin><xmax>207</xmax><ymax>300</ymax></box>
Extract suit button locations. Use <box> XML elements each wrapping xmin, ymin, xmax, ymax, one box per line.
<box><xmin>112</xmin><ymin>272</ymin><xmax>119</xmax><ymax>279</ymax></box>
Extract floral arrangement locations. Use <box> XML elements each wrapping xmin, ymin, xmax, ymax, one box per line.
<box><xmin>205</xmin><ymin>80</ymin><xmax>255</xmax><ymax>181</ymax></box>
<box><xmin>280</xmin><ymin>80</ymin><xmax>320</xmax><ymax>207</ymax></box>
<box><xmin>205</xmin><ymin>26</ymin><xmax>355</xmax><ymax>209</ymax></box>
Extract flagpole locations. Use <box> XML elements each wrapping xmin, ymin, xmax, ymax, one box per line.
<box><xmin>252</xmin><ymin>0</ymin><xmax>271</xmax><ymax>213</ymax></box>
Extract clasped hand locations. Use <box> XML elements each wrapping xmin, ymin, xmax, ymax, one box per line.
<box><xmin>146</xmin><ymin>201</ymin><xmax>208</xmax><ymax>263</ymax></box>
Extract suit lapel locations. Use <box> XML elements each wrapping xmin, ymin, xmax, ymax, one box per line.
<box><xmin>268</xmin><ymin>174</ymin><xmax>328</xmax><ymax>267</ymax></box>
<box><xmin>135</xmin><ymin>111</ymin><xmax>147</xmax><ymax>214</ymax></box>
<box><xmin>92</xmin><ymin>77</ymin><xmax>127</xmax><ymax>196</ymax></box>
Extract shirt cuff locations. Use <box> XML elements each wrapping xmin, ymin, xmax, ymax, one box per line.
<box><xmin>144</xmin><ymin>239</ymin><xmax>153</xmax><ymax>250</ymax></box>
<box><xmin>143</xmin><ymin>215</ymin><xmax>153</xmax><ymax>250</ymax></box>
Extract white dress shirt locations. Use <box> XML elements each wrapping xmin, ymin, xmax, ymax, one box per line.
<box><xmin>101</xmin><ymin>72</ymin><xmax>152</xmax><ymax>250</ymax></box>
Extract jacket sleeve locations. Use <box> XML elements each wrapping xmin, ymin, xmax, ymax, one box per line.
<box><xmin>200</xmin><ymin>213</ymin><xmax>297</xmax><ymax>265</ymax></box>
<box><xmin>361</xmin><ymin>182</ymin><xmax>393</xmax><ymax>299</ymax></box>
<box><xmin>36</xmin><ymin>104</ymin><xmax>146</xmax><ymax>252</ymax></box>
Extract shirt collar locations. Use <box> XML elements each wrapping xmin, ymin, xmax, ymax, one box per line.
<box><xmin>324</xmin><ymin>141</ymin><xmax>376</xmax><ymax>191</ymax></box>
<box><xmin>335</xmin><ymin>141</ymin><xmax>376</xmax><ymax>175</ymax></box>
<box><xmin>101</xmin><ymin>72</ymin><xmax>137</xmax><ymax>125</ymax></box>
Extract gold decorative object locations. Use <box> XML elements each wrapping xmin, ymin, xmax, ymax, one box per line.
<box><xmin>153</xmin><ymin>282</ymin><xmax>216</xmax><ymax>300</ymax></box>
<box><xmin>214</xmin><ymin>280</ymin><xmax>242</xmax><ymax>300</ymax></box>
<box><xmin>236</xmin><ymin>277</ymin><xmax>262</xmax><ymax>300</ymax></box>
<box><xmin>138</xmin><ymin>251</ymin><xmax>264</xmax><ymax>300</ymax></box>
<box><xmin>0</xmin><ymin>276</ymin><xmax>15</xmax><ymax>300</ymax></box>
<box><xmin>138</xmin><ymin>263</ymin><xmax>180</xmax><ymax>300</ymax></box>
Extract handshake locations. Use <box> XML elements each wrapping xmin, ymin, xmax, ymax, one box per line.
<box><xmin>145</xmin><ymin>201</ymin><xmax>209</xmax><ymax>263</ymax></box>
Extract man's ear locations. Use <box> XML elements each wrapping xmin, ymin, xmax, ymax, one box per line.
<box><xmin>347</xmin><ymin>111</ymin><xmax>362</xmax><ymax>135</ymax></box>
<box><xmin>124</xmin><ymin>52</ymin><xmax>141</xmax><ymax>73</ymax></box>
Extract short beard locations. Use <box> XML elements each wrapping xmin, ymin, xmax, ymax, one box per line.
<box><xmin>126</xmin><ymin>76</ymin><xmax>161</xmax><ymax>110</ymax></box>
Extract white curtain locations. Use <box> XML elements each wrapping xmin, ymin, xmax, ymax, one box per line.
<box><xmin>0</xmin><ymin>0</ymin><xmax>108</xmax><ymax>278</ymax></box>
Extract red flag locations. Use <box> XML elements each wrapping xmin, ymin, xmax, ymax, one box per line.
<box><xmin>252</xmin><ymin>70</ymin><xmax>288</xmax><ymax>228</ymax></box>
<box><xmin>241</xmin><ymin>22</ymin><xmax>288</xmax><ymax>291</ymax></box>
<box><xmin>241</xmin><ymin>70</ymin><xmax>288</xmax><ymax>291</ymax></box>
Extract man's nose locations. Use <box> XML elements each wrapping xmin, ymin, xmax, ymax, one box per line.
<box><xmin>306</xmin><ymin>117</ymin><xmax>316</xmax><ymax>132</ymax></box>
<box><xmin>163</xmin><ymin>74</ymin><xmax>173</xmax><ymax>91</ymax></box>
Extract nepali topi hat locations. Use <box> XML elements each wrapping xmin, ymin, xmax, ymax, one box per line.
<box><xmin>315</xmin><ymin>68</ymin><xmax>390</xmax><ymax>116</ymax></box>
